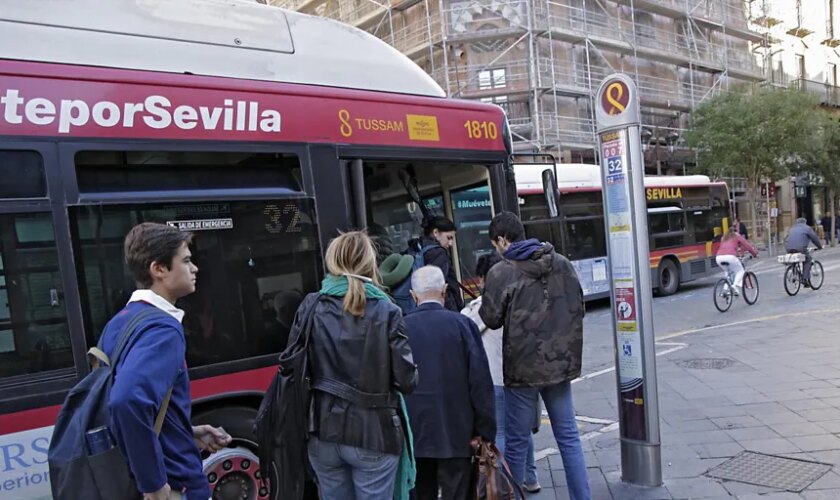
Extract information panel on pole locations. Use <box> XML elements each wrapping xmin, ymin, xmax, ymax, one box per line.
<box><xmin>595</xmin><ymin>73</ymin><xmax>662</xmax><ymax>486</ymax></box>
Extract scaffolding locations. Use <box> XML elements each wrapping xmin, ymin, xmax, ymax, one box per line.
<box><xmin>268</xmin><ymin>0</ymin><xmax>768</xmax><ymax>171</ymax></box>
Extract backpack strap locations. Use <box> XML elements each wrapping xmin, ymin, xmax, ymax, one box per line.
<box><xmin>89</xmin><ymin>307</ymin><xmax>176</xmax><ymax>433</ymax></box>
<box><xmin>87</xmin><ymin>308</ymin><xmax>164</xmax><ymax>368</ymax></box>
<box><xmin>154</xmin><ymin>387</ymin><xmax>173</xmax><ymax>435</ymax></box>
<box><xmin>110</xmin><ymin>308</ymin><xmax>169</xmax><ymax>369</ymax></box>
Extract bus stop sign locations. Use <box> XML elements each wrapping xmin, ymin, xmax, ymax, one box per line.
<box><xmin>600</xmin><ymin>79</ymin><xmax>631</xmax><ymax>116</ymax></box>
<box><xmin>595</xmin><ymin>73</ymin><xmax>662</xmax><ymax>487</ymax></box>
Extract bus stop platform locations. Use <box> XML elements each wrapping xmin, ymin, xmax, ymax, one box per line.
<box><xmin>529</xmin><ymin>291</ymin><xmax>840</xmax><ymax>499</ymax></box>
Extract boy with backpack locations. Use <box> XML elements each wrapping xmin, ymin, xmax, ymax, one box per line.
<box><xmin>49</xmin><ymin>222</ymin><xmax>230</xmax><ymax>500</ymax></box>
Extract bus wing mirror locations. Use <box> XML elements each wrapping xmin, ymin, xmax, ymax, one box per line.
<box><xmin>542</xmin><ymin>169</ymin><xmax>560</xmax><ymax>219</ymax></box>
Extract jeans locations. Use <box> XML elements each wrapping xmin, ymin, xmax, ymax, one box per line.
<box><xmin>505</xmin><ymin>383</ymin><xmax>590</xmax><ymax>500</ymax></box>
<box><xmin>494</xmin><ymin>386</ymin><xmax>538</xmax><ymax>485</ymax></box>
<box><xmin>307</xmin><ymin>436</ymin><xmax>400</xmax><ymax>500</ymax></box>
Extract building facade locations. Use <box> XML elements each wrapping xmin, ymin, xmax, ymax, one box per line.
<box><xmin>749</xmin><ymin>0</ymin><xmax>840</xmax><ymax>239</ymax></box>
<box><xmin>268</xmin><ymin>0</ymin><xmax>767</xmax><ymax>175</ymax></box>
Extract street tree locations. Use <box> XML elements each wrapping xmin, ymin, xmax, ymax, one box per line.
<box><xmin>798</xmin><ymin>112</ymin><xmax>840</xmax><ymax>247</ymax></box>
<box><xmin>685</xmin><ymin>87</ymin><xmax>819</xmax><ymax>240</ymax></box>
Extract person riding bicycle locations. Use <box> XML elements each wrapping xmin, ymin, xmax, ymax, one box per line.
<box><xmin>785</xmin><ymin>217</ymin><xmax>823</xmax><ymax>287</ymax></box>
<box><xmin>716</xmin><ymin>227</ymin><xmax>757</xmax><ymax>295</ymax></box>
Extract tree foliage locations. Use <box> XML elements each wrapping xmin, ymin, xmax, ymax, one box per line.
<box><xmin>685</xmin><ymin>87</ymin><xmax>819</xmax><ymax>237</ymax></box>
<box><xmin>798</xmin><ymin>112</ymin><xmax>840</xmax><ymax>245</ymax></box>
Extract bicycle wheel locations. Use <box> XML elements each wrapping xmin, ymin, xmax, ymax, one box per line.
<box><xmin>810</xmin><ymin>260</ymin><xmax>825</xmax><ymax>290</ymax></box>
<box><xmin>713</xmin><ymin>278</ymin><xmax>733</xmax><ymax>312</ymax></box>
<box><xmin>742</xmin><ymin>272</ymin><xmax>759</xmax><ymax>305</ymax></box>
<box><xmin>784</xmin><ymin>265</ymin><xmax>801</xmax><ymax>296</ymax></box>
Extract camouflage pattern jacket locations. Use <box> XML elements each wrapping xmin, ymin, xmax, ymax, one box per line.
<box><xmin>478</xmin><ymin>243</ymin><xmax>584</xmax><ymax>387</ymax></box>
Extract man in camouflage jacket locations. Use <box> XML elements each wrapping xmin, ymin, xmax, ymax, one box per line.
<box><xmin>479</xmin><ymin>212</ymin><xmax>590</xmax><ymax>500</ymax></box>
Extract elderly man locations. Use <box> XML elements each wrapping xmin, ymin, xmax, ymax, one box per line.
<box><xmin>785</xmin><ymin>217</ymin><xmax>823</xmax><ymax>287</ymax></box>
<box><xmin>403</xmin><ymin>266</ymin><xmax>496</xmax><ymax>500</ymax></box>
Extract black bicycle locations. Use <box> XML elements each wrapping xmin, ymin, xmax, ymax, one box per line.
<box><xmin>780</xmin><ymin>250</ymin><xmax>824</xmax><ymax>296</ymax></box>
<box><xmin>713</xmin><ymin>256</ymin><xmax>759</xmax><ymax>313</ymax></box>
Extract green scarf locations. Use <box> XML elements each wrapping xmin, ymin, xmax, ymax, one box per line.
<box><xmin>319</xmin><ymin>274</ymin><xmax>392</xmax><ymax>302</ymax></box>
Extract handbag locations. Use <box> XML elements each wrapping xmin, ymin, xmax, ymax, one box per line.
<box><xmin>473</xmin><ymin>440</ymin><xmax>526</xmax><ymax>500</ymax></box>
<box><xmin>254</xmin><ymin>293</ymin><xmax>321</xmax><ymax>500</ymax></box>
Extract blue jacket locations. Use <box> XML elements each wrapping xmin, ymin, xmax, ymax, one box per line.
<box><xmin>403</xmin><ymin>302</ymin><xmax>496</xmax><ymax>458</ymax></box>
<box><xmin>102</xmin><ymin>301</ymin><xmax>209</xmax><ymax>500</ymax></box>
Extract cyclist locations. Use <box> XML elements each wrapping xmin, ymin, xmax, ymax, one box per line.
<box><xmin>785</xmin><ymin>217</ymin><xmax>823</xmax><ymax>287</ymax></box>
<box><xmin>716</xmin><ymin>227</ymin><xmax>758</xmax><ymax>295</ymax></box>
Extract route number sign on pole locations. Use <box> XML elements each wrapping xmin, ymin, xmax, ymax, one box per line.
<box><xmin>595</xmin><ymin>74</ymin><xmax>662</xmax><ymax>487</ymax></box>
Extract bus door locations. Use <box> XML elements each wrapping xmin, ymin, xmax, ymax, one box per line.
<box><xmin>347</xmin><ymin>159</ymin><xmax>498</xmax><ymax>300</ymax></box>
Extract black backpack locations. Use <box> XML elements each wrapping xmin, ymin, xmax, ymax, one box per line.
<box><xmin>48</xmin><ymin>308</ymin><xmax>171</xmax><ymax>500</ymax></box>
<box><xmin>254</xmin><ymin>293</ymin><xmax>320</xmax><ymax>500</ymax></box>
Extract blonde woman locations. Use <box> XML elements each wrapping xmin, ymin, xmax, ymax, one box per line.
<box><xmin>306</xmin><ymin>231</ymin><xmax>418</xmax><ymax>499</ymax></box>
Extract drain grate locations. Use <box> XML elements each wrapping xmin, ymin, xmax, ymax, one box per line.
<box><xmin>676</xmin><ymin>358</ymin><xmax>735</xmax><ymax>370</ymax></box>
<box><xmin>706</xmin><ymin>451</ymin><xmax>831</xmax><ymax>492</ymax></box>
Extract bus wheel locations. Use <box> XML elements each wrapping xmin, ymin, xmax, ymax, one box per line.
<box><xmin>657</xmin><ymin>259</ymin><xmax>680</xmax><ymax>296</ymax></box>
<box><xmin>193</xmin><ymin>406</ymin><xmax>272</xmax><ymax>500</ymax></box>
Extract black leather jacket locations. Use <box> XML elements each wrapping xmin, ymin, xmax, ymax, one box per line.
<box><xmin>307</xmin><ymin>295</ymin><xmax>418</xmax><ymax>455</ymax></box>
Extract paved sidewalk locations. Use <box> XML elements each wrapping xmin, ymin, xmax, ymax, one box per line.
<box><xmin>528</xmin><ymin>304</ymin><xmax>840</xmax><ymax>498</ymax></box>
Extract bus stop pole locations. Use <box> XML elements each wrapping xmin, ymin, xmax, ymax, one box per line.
<box><xmin>594</xmin><ymin>74</ymin><xmax>662</xmax><ymax>486</ymax></box>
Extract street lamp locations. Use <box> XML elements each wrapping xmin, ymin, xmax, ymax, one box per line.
<box><xmin>641</xmin><ymin>128</ymin><xmax>653</xmax><ymax>152</ymax></box>
<box><xmin>666</xmin><ymin>131</ymin><xmax>680</xmax><ymax>154</ymax></box>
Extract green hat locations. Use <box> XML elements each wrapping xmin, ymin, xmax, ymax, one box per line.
<box><xmin>379</xmin><ymin>253</ymin><xmax>414</xmax><ymax>288</ymax></box>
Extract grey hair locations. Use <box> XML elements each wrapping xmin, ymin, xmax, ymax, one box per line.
<box><xmin>411</xmin><ymin>266</ymin><xmax>446</xmax><ymax>294</ymax></box>
<box><xmin>796</xmin><ymin>217</ymin><xmax>807</xmax><ymax>224</ymax></box>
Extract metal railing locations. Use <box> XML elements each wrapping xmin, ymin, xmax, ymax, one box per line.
<box><xmin>641</xmin><ymin>0</ymin><xmax>751</xmax><ymax>26</ymax></box>
<box><xmin>540</xmin><ymin>0</ymin><xmax>730</xmax><ymax>68</ymax></box>
<box><xmin>538</xmin><ymin>113</ymin><xmax>598</xmax><ymax>147</ymax></box>
<box><xmin>792</xmin><ymin>79</ymin><xmax>840</xmax><ymax>107</ymax></box>
<box><xmin>391</xmin><ymin>13</ymin><xmax>442</xmax><ymax>54</ymax></box>
<box><xmin>433</xmin><ymin>59</ymin><xmax>533</xmax><ymax>97</ymax></box>
<box><xmin>321</xmin><ymin>0</ymin><xmax>389</xmax><ymax>27</ymax></box>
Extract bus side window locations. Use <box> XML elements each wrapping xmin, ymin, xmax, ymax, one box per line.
<box><xmin>69</xmin><ymin>150</ymin><xmax>322</xmax><ymax>368</ymax></box>
<box><xmin>0</xmin><ymin>149</ymin><xmax>73</xmax><ymax>380</ymax></box>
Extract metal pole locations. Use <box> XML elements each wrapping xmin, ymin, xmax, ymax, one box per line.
<box><xmin>595</xmin><ymin>73</ymin><xmax>662</xmax><ymax>486</ymax></box>
<box><xmin>766</xmin><ymin>182</ymin><xmax>772</xmax><ymax>255</ymax></box>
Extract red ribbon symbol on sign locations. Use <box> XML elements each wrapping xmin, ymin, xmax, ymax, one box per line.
<box><xmin>606</xmin><ymin>83</ymin><xmax>627</xmax><ymax>115</ymax></box>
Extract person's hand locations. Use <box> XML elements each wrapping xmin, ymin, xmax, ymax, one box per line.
<box><xmin>143</xmin><ymin>483</ymin><xmax>171</xmax><ymax>500</ymax></box>
<box><xmin>470</xmin><ymin>436</ymin><xmax>482</xmax><ymax>449</ymax></box>
<box><xmin>193</xmin><ymin>425</ymin><xmax>232</xmax><ymax>453</ymax></box>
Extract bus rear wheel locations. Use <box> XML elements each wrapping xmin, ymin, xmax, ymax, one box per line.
<box><xmin>657</xmin><ymin>259</ymin><xmax>680</xmax><ymax>296</ymax></box>
<box><xmin>193</xmin><ymin>406</ymin><xmax>272</xmax><ymax>500</ymax></box>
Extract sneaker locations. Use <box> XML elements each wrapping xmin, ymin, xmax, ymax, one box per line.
<box><xmin>524</xmin><ymin>481</ymin><xmax>542</xmax><ymax>494</ymax></box>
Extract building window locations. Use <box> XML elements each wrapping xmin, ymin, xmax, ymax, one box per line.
<box><xmin>797</xmin><ymin>54</ymin><xmax>806</xmax><ymax>82</ymax></box>
<box><xmin>830</xmin><ymin>63</ymin><xmax>838</xmax><ymax>86</ymax></box>
<box><xmin>480</xmin><ymin>96</ymin><xmax>509</xmax><ymax>104</ymax></box>
<box><xmin>478</xmin><ymin>68</ymin><xmax>507</xmax><ymax>90</ymax></box>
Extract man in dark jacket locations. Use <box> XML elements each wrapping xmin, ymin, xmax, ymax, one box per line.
<box><xmin>404</xmin><ymin>266</ymin><xmax>495</xmax><ymax>500</ymax></box>
<box><xmin>785</xmin><ymin>217</ymin><xmax>823</xmax><ymax>287</ymax></box>
<box><xmin>479</xmin><ymin>212</ymin><xmax>590</xmax><ymax>500</ymax></box>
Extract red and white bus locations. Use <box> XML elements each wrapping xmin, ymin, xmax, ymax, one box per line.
<box><xmin>514</xmin><ymin>163</ymin><xmax>731</xmax><ymax>299</ymax></box>
<box><xmin>0</xmin><ymin>1</ymin><xmax>516</xmax><ymax>498</ymax></box>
